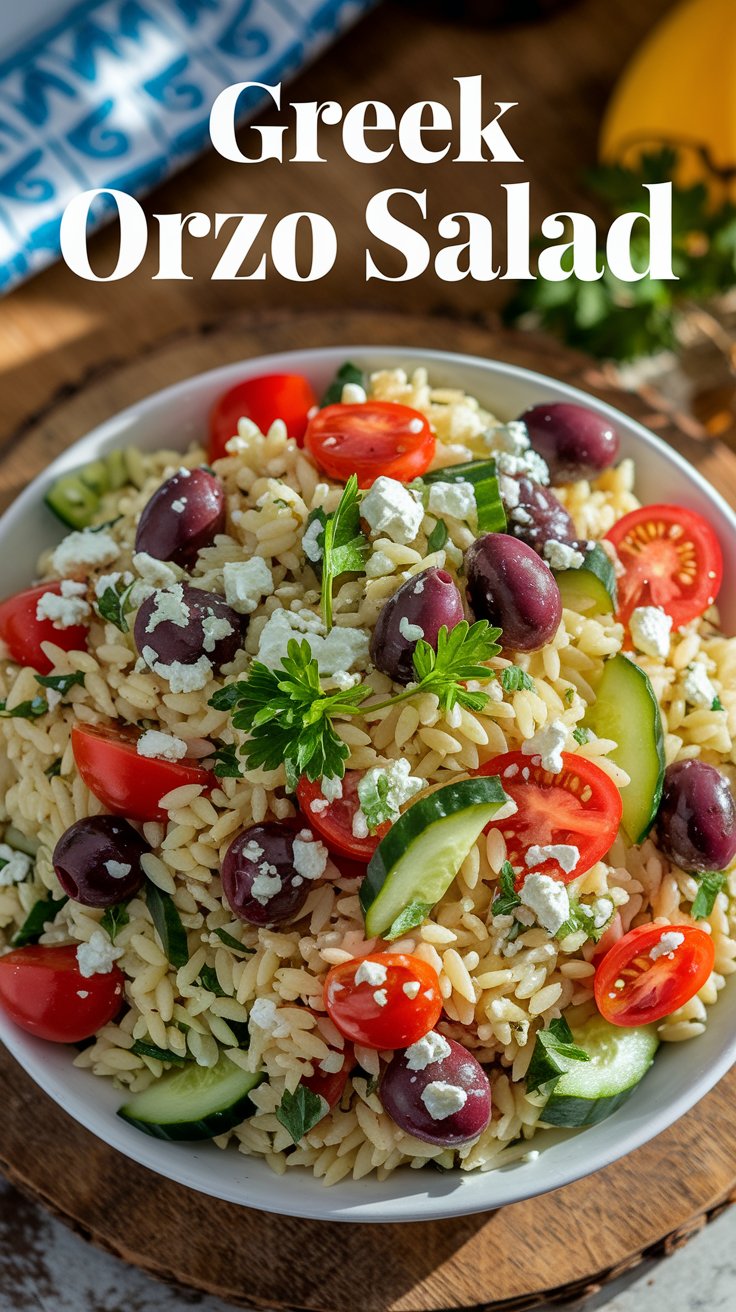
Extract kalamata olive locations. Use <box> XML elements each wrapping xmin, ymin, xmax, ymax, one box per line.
<box><xmin>465</xmin><ymin>533</ymin><xmax>562</xmax><ymax>652</ymax></box>
<box><xmin>503</xmin><ymin>477</ymin><xmax>578</xmax><ymax>555</ymax></box>
<box><xmin>370</xmin><ymin>567</ymin><xmax>464</xmax><ymax>684</ymax></box>
<box><xmin>657</xmin><ymin>760</ymin><xmax>736</xmax><ymax>873</ymax></box>
<box><xmin>222</xmin><ymin>822</ymin><xmax>328</xmax><ymax>927</ymax></box>
<box><xmin>380</xmin><ymin>1034</ymin><xmax>492</xmax><ymax>1147</ymax></box>
<box><xmin>520</xmin><ymin>403</ymin><xmax>620</xmax><ymax>484</ymax></box>
<box><xmin>135</xmin><ymin>468</ymin><xmax>226</xmax><ymax>569</ymax></box>
<box><xmin>134</xmin><ymin>583</ymin><xmax>242</xmax><ymax>679</ymax></box>
<box><xmin>53</xmin><ymin>815</ymin><xmax>149</xmax><ymax>908</ymax></box>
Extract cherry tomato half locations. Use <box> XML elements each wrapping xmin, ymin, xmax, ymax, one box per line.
<box><xmin>594</xmin><ymin>923</ymin><xmax>714</xmax><ymax>1027</ymax></box>
<box><xmin>0</xmin><ymin>582</ymin><xmax>88</xmax><ymax>675</ymax></box>
<box><xmin>0</xmin><ymin>944</ymin><xmax>125</xmax><ymax>1042</ymax></box>
<box><xmin>477</xmin><ymin>751</ymin><xmax>623</xmax><ymax>882</ymax></box>
<box><xmin>209</xmin><ymin>373</ymin><xmax>317</xmax><ymax>460</ymax></box>
<box><xmin>296</xmin><ymin>771</ymin><xmax>389</xmax><ymax>865</ymax></box>
<box><xmin>304</xmin><ymin>401</ymin><xmax>436</xmax><ymax>488</ymax></box>
<box><xmin>72</xmin><ymin>723</ymin><xmax>212</xmax><ymax>823</ymax></box>
<box><xmin>302</xmin><ymin>1046</ymin><xmax>353</xmax><ymax>1111</ymax></box>
<box><xmin>606</xmin><ymin>504</ymin><xmax>723</xmax><ymax>628</ymax></box>
<box><xmin>325</xmin><ymin>953</ymin><xmax>442</xmax><ymax>1050</ymax></box>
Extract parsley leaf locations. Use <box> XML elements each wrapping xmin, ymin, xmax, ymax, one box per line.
<box><xmin>321</xmin><ymin>361</ymin><xmax>365</xmax><ymax>408</ymax></box>
<box><xmin>712</xmin><ymin>695</ymin><xmax>724</xmax><ymax>712</ymax></box>
<box><xmin>564</xmin><ymin>688</ymin><xmax>575</xmax><ymax>706</ymax></box>
<box><xmin>35</xmin><ymin>671</ymin><xmax>85</xmax><ymax>696</ymax></box>
<box><xmin>411</xmin><ymin>620</ymin><xmax>502</xmax><ymax>712</ymax></box>
<box><xmin>427</xmin><ymin>518</ymin><xmax>449</xmax><ymax>552</ymax></box>
<box><xmin>131</xmin><ymin>1039</ymin><xmax>189</xmax><ymax>1067</ymax></box>
<box><xmin>45</xmin><ymin>759</ymin><xmax>62</xmax><ymax>778</ymax></box>
<box><xmin>0</xmin><ymin>697</ymin><xmax>47</xmax><ymax>719</ymax></box>
<box><xmin>557</xmin><ymin>898</ymin><xmax>610</xmax><ymax>943</ymax></box>
<box><xmin>275</xmin><ymin>1083</ymin><xmax>327</xmax><ymax>1144</ymax></box>
<box><xmin>357</xmin><ymin>771</ymin><xmax>392</xmax><ymax>832</ymax></box>
<box><xmin>12</xmin><ymin>893</ymin><xmax>68</xmax><ymax>947</ymax></box>
<box><xmin>146</xmin><ymin>883</ymin><xmax>189</xmax><ymax>968</ymax></box>
<box><xmin>492</xmin><ymin>861</ymin><xmax>522</xmax><ymax>917</ymax></box>
<box><xmin>95</xmin><ymin>577</ymin><xmax>135</xmax><ymax>633</ymax></box>
<box><xmin>100</xmin><ymin>902</ymin><xmax>130</xmax><ymax>943</ymax></box>
<box><xmin>320</xmin><ymin>475</ymin><xmax>369</xmax><ymax>628</ymax></box>
<box><xmin>501</xmin><ymin>667</ymin><xmax>535</xmax><ymax>693</ymax></box>
<box><xmin>210</xmin><ymin>744</ymin><xmax>243</xmax><ymax>778</ymax></box>
<box><xmin>692</xmin><ymin>870</ymin><xmax>727</xmax><ymax>920</ymax></box>
<box><xmin>526</xmin><ymin>1016</ymin><xmax>590</xmax><ymax>1094</ymax></box>
<box><xmin>385</xmin><ymin>900</ymin><xmax>433</xmax><ymax>942</ymax></box>
<box><xmin>198</xmin><ymin>964</ymin><xmax>227</xmax><ymax>997</ymax></box>
<box><xmin>214</xmin><ymin>927</ymin><xmax>255</xmax><ymax>954</ymax></box>
<box><xmin>572</xmin><ymin>726</ymin><xmax>591</xmax><ymax>745</ymax></box>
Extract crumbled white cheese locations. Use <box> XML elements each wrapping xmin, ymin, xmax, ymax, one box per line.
<box><xmin>76</xmin><ymin>930</ymin><xmax>123</xmax><ymax>978</ymax></box>
<box><xmin>498</xmin><ymin>474</ymin><xmax>521</xmax><ymax>509</ymax></box>
<box><xmin>292</xmin><ymin>833</ymin><xmax>328</xmax><ymax>882</ymax></box>
<box><xmin>522</xmin><ymin>719</ymin><xmax>568</xmax><ymax>773</ymax></box>
<box><xmin>629</xmin><ymin>606</ymin><xmax>672</xmax><ymax>659</ymax></box>
<box><xmin>421</xmin><ymin>1081</ymin><xmax>468</xmax><ymax>1121</ymax></box>
<box><xmin>0</xmin><ymin>844</ymin><xmax>32</xmax><ymax>886</ymax></box>
<box><xmin>649</xmin><ymin>930</ymin><xmax>685</xmax><ymax>961</ymax></box>
<box><xmin>365</xmin><ymin>550</ymin><xmax>396</xmax><ymax>579</ymax></box>
<box><xmin>357</xmin><ymin>758</ymin><xmax>424</xmax><ymax>824</ymax></box>
<box><xmin>51</xmin><ymin>530</ymin><xmax>118</xmax><ymax>576</ymax></box>
<box><xmin>360</xmin><ymin>476</ymin><xmax>424</xmax><ymax>545</ymax></box>
<box><xmin>256</xmin><ymin>609</ymin><xmax>369</xmax><ymax>675</ymax></box>
<box><xmin>137</xmin><ymin>730</ymin><xmax>188</xmax><ymax>762</ymax></box>
<box><xmin>95</xmin><ymin>570</ymin><xmax>132</xmax><ymax>599</ymax></box>
<box><xmin>511</xmin><ymin>507</ymin><xmax>533</xmax><ymax>527</ymax></box>
<box><xmin>352</xmin><ymin>808</ymin><xmax>369</xmax><ymax>839</ymax></box>
<box><xmin>683</xmin><ymin>662</ymin><xmax>718</xmax><ymax>710</ymax></box>
<box><xmin>140</xmin><ymin>648</ymin><xmax>213</xmax><ymax>693</ymax></box>
<box><xmin>355</xmin><ymin>959</ymin><xmax>388</xmax><ymax>987</ymax></box>
<box><xmin>223</xmin><ymin>557</ymin><xmax>274</xmax><ymax>615</ymax></box>
<box><xmin>132</xmin><ymin>552</ymin><xmax>179</xmax><ymax>588</ymax></box>
<box><xmin>201</xmin><ymin>613</ymin><xmax>235</xmax><ymax>654</ymax></box>
<box><xmin>484</xmin><ymin>420</ymin><xmax>530</xmax><ymax>456</ymax></box>
<box><xmin>171</xmin><ymin>498</ymin><xmax>187</xmax><ymax>514</ymax></box>
<box><xmin>301</xmin><ymin>519</ymin><xmax>324</xmax><ymax>564</ymax></box>
<box><xmin>405</xmin><ymin>1030</ymin><xmax>451</xmax><ymax>1071</ymax></box>
<box><xmin>310</xmin><ymin>798</ymin><xmax>329</xmax><ymax>814</ymax></box>
<box><xmin>525</xmin><ymin>844</ymin><xmax>580</xmax><ymax>875</ymax></box>
<box><xmin>144</xmin><ymin>583</ymin><xmax>190</xmax><ymax>634</ymax></box>
<box><xmin>427</xmin><ymin>480</ymin><xmax>476</xmax><ymax>521</ymax></box>
<box><xmin>319</xmin><ymin>1050</ymin><xmax>345</xmax><ymax>1074</ymax></box>
<box><xmin>251</xmin><ymin>869</ymin><xmax>282</xmax><ymax>904</ymax></box>
<box><xmin>321</xmin><ymin>775</ymin><xmax>343</xmax><ymax>803</ymax></box>
<box><xmin>341</xmin><ymin>382</ymin><xmax>367</xmax><ymax>404</ymax></box>
<box><xmin>591</xmin><ymin>897</ymin><xmax>614</xmax><ymax>930</ymax></box>
<box><xmin>519</xmin><ymin>873</ymin><xmax>570</xmax><ymax>935</ymax></box>
<box><xmin>496</xmin><ymin>450</ymin><xmax>549</xmax><ymax>486</ymax></box>
<box><xmin>399</xmin><ymin>616</ymin><xmax>424</xmax><ymax>642</ymax></box>
<box><xmin>329</xmin><ymin>669</ymin><xmax>360</xmax><ymax>691</ymax></box>
<box><xmin>544</xmin><ymin>540</ymin><xmax>585</xmax><ymax>571</ymax></box>
<box><xmin>243</xmin><ymin>840</ymin><xmax>265</xmax><ymax>862</ymax></box>
<box><xmin>249</xmin><ymin>997</ymin><xmax>279</xmax><ymax>1031</ymax></box>
<box><xmin>402</xmin><ymin>981</ymin><xmax>421</xmax><ymax>1000</ymax></box>
<box><xmin>104</xmin><ymin>860</ymin><xmax>131</xmax><ymax>880</ymax></box>
<box><xmin>373</xmin><ymin>989</ymin><xmax>388</xmax><ymax>1007</ymax></box>
<box><xmin>36</xmin><ymin>579</ymin><xmax>90</xmax><ymax>629</ymax></box>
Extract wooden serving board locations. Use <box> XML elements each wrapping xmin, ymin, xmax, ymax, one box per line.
<box><xmin>2</xmin><ymin>310</ymin><xmax>736</xmax><ymax>1312</ymax></box>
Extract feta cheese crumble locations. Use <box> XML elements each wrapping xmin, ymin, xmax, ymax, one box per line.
<box><xmin>525</xmin><ymin>844</ymin><xmax>580</xmax><ymax>875</ymax></box>
<box><xmin>341</xmin><ymin>382</ymin><xmax>367</xmax><ymax>405</ymax></box>
<box><xmin>104</xmin><ymin>860</ymin><xmax>131</xmax><ymax>880</ymax></box>
<box><xmin>522</xmin><ymin>719</ymin><xmax>568</xmax><ymax>773</ymax></box>
<box><xmin>355</xmin><ymin>959</ymin><xmax>388</xmax><ymax>987</ymax></box>
<box><xmin>399</xmin><ymin>616</ymin><xmax>424</xmax><ymax>642</ymax></box>
<box><xmin>421</xmin><ymin>1081</ymin><xmax>468</xmax><ymax>1121</ymax></box>
<box><xmin>292</xmin><ymin>833</ymin><xmax>328</xmax><ymax>882</ymax></box>
<box><xmin>144</xmin><ymin>583</ymin><xmax>190</xmax><ymax>632</ymax></box>
<box><xmin>360</xmin><ymin>476</ymin><xmax>424</xmax><ymax>545</ymax></box>
<box><xmin>373</xmin><ymin>989</ymin><xmax>388</xmax><ymax>1007</ymax></box>
<box><xmin>683</xmin><ymin>662</ymin><xmax>718</xmax><ymax>709</ymax></box>
<box><xmin>201</xmin><ymin>613</ymin><xmax>235</xmax><ymax>653</ymax></box>
<box><xmin>255</xmin><ymin>609</ymin><xmax>370</xmax><ymax>676</ymax></box>
<box><xmin>496</xmin><ymin>449</ymin><xmax>549</xmax><ymax>486</ymax></box>
<box><xmin>51</xmin><ymin>530</ymin><xmax>118</xmax><ymax>576</ymax></box>
<box><xmin>544</xmin><ymin>540</ymin><xmax>585</xmax><ymax>571</ymax></box>
<box><xmin>132</xmin><ymin>552</ymin><xmax>179</xmax><ymax>588</ymax></box>
<box><xmin>357</xmin><ymin>758</ymin><xmax>424</xmax><ymax>825</ymax></box>
<box><xmin>140</xmin><ymin>648</ymin><xmax>213</xmax><ymax>693</ymax></box>
<box><xmin>0</xmin><ymin>844</ymin><xmax>32</xmax><ymax>886</ymax></box>
<box><xmin>427</xmin><ymin>480</ymin><xmax>476</xmax><ymax>521</ymax></box>
<box><xmin>251</xmin><ymin>869</ymin><xmax>282</xmax><ymax>904</ymax></box>
<box><xmin>223</xmin><ymin>557</ymin><xmax>275</xmax><ymax>615</ymax></box>
<box><xmin>137</xmin><ymin>730</ymin><xmax>188</xmax><ymax>762</ymax></box>
<box><xmin>629</xmin><ymin>606</ymin><xmax>672</xmax><ymax>659</ymax></box>
<box><xmin>405</xmin><ymin>1031</ymin><xmax>451</xmax><ymax>1070</ymax></box>
<box><xmin>321</xmin><ymin>775</ymin><xmax>343</xmax><ymax>803</ymax></box>
<box><xmin>519</xmin><ymin>873</ymin><xmax>570</xmax><ymax>935</ymax></box>
<box><xmin>76</xmin><ymin>930</ymin><xmax>123</xmax><ymax>978</ymax></box>
<box><xmin>301</xmin><ymin>519</ymin><xmax>324</xmax><ymax>563</ymax></box>
<box><xmin>402</xmin><ymin>981</ymin><xmax>421</xmax><ymax>1000</ymax></box>
<box><xmin>36</xmin><ymin>580</ymin><xmax>90</xmax><ymax>629</ymax></box>
<box><xmin>649</xmin><ymin>930</ymin><xmax>685</xmax><ymax>961</ymax></box>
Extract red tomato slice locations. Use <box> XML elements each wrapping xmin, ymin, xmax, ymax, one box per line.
<box><xmin>72</xmin><ymin>723</ymin><xmax>212</xmax><ymax>823</ymax></box>
<box><xmin>304</xmin><ymin>401</ymin><xmax>436</xmax><ymax>488</ymax></box>
<box><xmin>594</xmin><ymin>923</ymin><xmax>714</xmax><ymax>1027</ymax></box>
<box><xmin>0</xmin><ymin>582</ymin><xmax>88</xmax><ymax>675</ymax></box>
<box><xmin>302</xmin><ymin>1046</ymin><xmax>353</xmax><ymax>1110</ymax></box>
<box><xmin>325</xmin><ymin>953</ymin><xmax>442</xmax><ymax>1050</ymax></box>
<box><xmin>296</xmin><ymin>771</ymin><xmax>389</xmax><ymax>864</ymax></box>
<box><xmin>0</xmin><ymin>944</ymin><xmax>125</xmax><ymax>1042</ymax></box>
<box><xmin>209</xmin><ymin>373</ymin><xmax>317</xmax><ymax>460</ymax></box>
<box><xmin>476</xmin><ymin>750</ymin><xmax>623</xmax><ymax>883</ymax></box>
<box><xmin>605</xmin><ymin>504</ymin><xmax>723</xmax><ymax>628</ymax></box>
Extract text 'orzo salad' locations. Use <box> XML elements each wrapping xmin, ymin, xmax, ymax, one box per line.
<box><xmin>1</xmin><ymin>359</ymin><xmax>735</xmax><ymax>1183</ymax></box>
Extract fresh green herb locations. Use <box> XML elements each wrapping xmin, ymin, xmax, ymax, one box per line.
<box><xmin>557</xmin><ymin>898</ymin><xmax>609</xmax><ymax>943</ymax></box>
<box><xmin>45</xmin><ymin>759</ymin><xmax>62</xmax><ymax>778</ymax></box>
<box><xmin>319</xmin><ymin>475</ymin><xmax>369</xmax><ymax>628</ymax></box>
<box><xmin>564</xmin><ymin>688</ymin><xmax>575</xmax><ymax>706</ymax></box>
<box><xmin>321</xmin><ymin>361</ymin><xmax>365</xmax><ymax>408</ymax></box>
<box><xmin>572</xmin><ymin>726</ymin><xmax>591</xmax><ymax>745</ymax></box>
<box><xmin>131</xmin><ymin>1039</ymin><xmax>189</xmax><ymax>1067</ymax></box>
<box><xmin>427</xmin><ymin>518</ymin><xmax>449</xmax><ymax>552</ymax></box>
<box><xmin>692</xmin><ymin>870</ymin><xmax>727</xmax><ymax>920</ymax></box>
<box><xmin>95</xmin><ymin>576</ymin><xmax>135</xmax><ymax>633</ymax></box>
<box><xmin>275</xmin><ymin>1083</ymin><xmax>327</xmax><ymax>1144</ymax></box>
<box><xmin>501</xmin><ymin>667</ymin><xmax>535</xmax><ymax>694</ymax></box>
<box><xmin>712</xmin><ymin>695</ymin><xmax>724</xmax><ymax>712</ymax></box>
<box><xmin>214</xmin><ymin>926</ymin><xmax>255</xmax><ymax>954</ymax></box>
<box><xmin>357</xmin><ymin>771</ymin><xmax>391</xmax><ymax>833</ymax></box>
<box><xmin>526</xmin><ymin>1016</ymin><xmax>591</xmax><ymax>1094</ymax></box>
<box><xmin>89</xmin><ymin>516</ymin><xmax>122</xmax><ymax>533</ymax></box>
<box><xmin>422</xmin><ymin>458</ymin><xmax>506</xmax><ymax>533</ymax></box>
<box><xmin>411</xmin><ymin>620</ymin><xmax>502</xmax><ymax>713</ymax></box>
<box><xmin>146</xmin><ymin>883</ymin><xmax>189</xmax><ymax>968</ymax></box>
<box><xmin>100</xmin><ymin>902</ymin><xmax>130</xmax><ymax>943</ymax></box>
<box><xmin>210</xmin><ymin>744</ymin><xmax>243</xmax><ymax>779</ymax></box>
<box><xmin>198</xmin><ymin>965</ymin><xmax>227</xmax><ymax>997</ymax></box>
<box><xmin>506</xmin><ymin>919</ymin><xmax>523</xmax><ymax>942</ymax></box>
<box><xmin>0</xmin><ymin>697</ymin><xmax>47</xmax><ymax>719</ymax></box>
<box><xmin>12</xmin><ymin>893</ymin><xmax>69</xmax><ymax>947</ymax></box>
<box><xmin>35</xmin><ymin>671</ymin><xmax>85</xmax><ymax>696</ymax></box>
<box><xmin>385</xmin><ymin>900</ymin><xmax>433</xmax><ymax>942</ymax></box>
<box><xmin>492</xmin><ymin>861</ymin><xmax>522</xmax><ymax>917</ymax></box>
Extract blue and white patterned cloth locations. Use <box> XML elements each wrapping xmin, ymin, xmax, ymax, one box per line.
<box><xmin>0</xmin><ymin>0</ymin><xmax>374</xmax><ymax>293</ymax></box>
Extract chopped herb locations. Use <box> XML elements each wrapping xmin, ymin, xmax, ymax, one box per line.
<box><xmin>411</xmin><ymin>620</ymin><xmax>502</xmax><ymax>713</ymax></box>
<box><xmin>526</xmin><ymin>1016</ymin><xmax>590</xmax><ymax>1094</ymax></box>
<box><xmin>385</xmin><ymin>900</ymin><xmax>433</xmax><ymax>942</ymax></box>
<box><xmin>95</xmin><ymin>577</ymin><xmax>135</xmax><ymax>633</ymax></box>
<box><xmin>572</xmin><ymin>726</ymin><xmax>591</xmax><ymax>745</ymax></box>
<box><xmin>321</xmin><ymin>361</ymin><xmax>365</xmax><ymax>407</ymax></box>
<box><xmin>364</xmin><ymin>1073</ymin><xmax>380</xmax><ymax>1098</ymax></box>
<box><xmin>0</xmin><ymin>697</ymin><xmax>47</xmax><ymax>719</ymax></box>
<box><xmin>12</xmin><ymin>893</ymin><xmax>69</xmax><ymax>947</ymax></box>
<box><xmin>564</xmin><ymin>688</ymin><xmax>575</xmax><ymax>706</ymax></box>
<box><xmin>198</xmin><ymin>964</ymin><xmax>227</xmax><ymax>997</ymax></box>
<box><xmin>319</xmin><ymin>475</ymin><xmax>369</xmax><ymax>628</ymax></box>
<box><xmin>146</xmin><ymin>883</ymin><xmax>189</xmax><ymax>968</ymax></box>
<box><xmin>100</xmin><ymin>902</ymin><xmax>130</xmax><ymax>943</ymax></box>
<box><xmin>35</xmin><ymin>671</ymin><xmax>85</xmax><ymax>696</ymax></box>
<box><xmin>210</xmin><ymin>744</ymin><xmax>243</xmax><ymax>779</ymax></box>
<box><xmin>45</xmin><ymin>759</ymin><xmax>62</xmax><ymax>778</ymax></box>
<box><xmin>492</xmin><ymin>861</ymin><xmax>522</xmax><ymax>917</ymax></box>
<box><xmin>712</xmin><ymin>695</ymin><xmax>724</xmax><ymax>712</ymax></box>
<box><xmin>557</xmin><ymin>898</ymin><xmax>608</xmax><ymax>942</ymax></box>
<box><xmin>131</xmin><ymin>1039</ymin><xmax>189</xmax><ymax>1067</ymax></box>
<box><xmin>275</xmin><ymin>1083</ymin><xmax>327</xmax><ymax>1144</ymax></box>
<box><xmin>357</xmin><ymin>771</ymin><xmax>391</xmax><ymax>833</ymax></box>
<box><xmin>692</xmin><ymin>870</ymin><xmax>727</xmax><ymax>920</ymax></box>
<box><xmin>501</xmin><ymin>667</ymin><xmax>535</xmax><ymax>694</ymax></box>
<box><xmin>214</xmin><ymin>926</ymin><xmax>255</xmax><ymax>954</ymax></box>
<box><xmin>506</xmin><ymin>919</ymin><xmax>523</xmax><ymax>942</ymax></box>
<box><xmin>427</xmin><ymin>518</ymin><xmax>449</xmax><ymax>553</ymax></box>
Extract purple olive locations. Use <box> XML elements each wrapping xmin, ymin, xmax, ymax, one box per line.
<box><xmin>380</xmin><ymin>1035</ymin><xmax>492</xmax><ymax>1147</ymax></box>
<box><xmin>135</xmin><ymin>468</ymin><xmax>226</xmax><ymax>569</ymax></box>
<box><xmin>134</xmin><ymin>583</ymin><xmax>242</xmax><ymax>677</ymax></box>
<box><xmin>222</xmin><ymin>822</ymin><xmax>327</xmax><ymax>927</ymax></box>
<box><xmin>504</xmin><ymin>477</ymin><xmax>578</xmax><ymax>556</ymax></box>
<box><xmin>657</xmin><ymin>760</ymin><xmax>736</xmax><ymax>873</ymax></box>
<box><xmin>53</xmin><ymin>815</ymin><xmax>149</xmax><ymax>908</ymax></box>
<box><xmin>466</xmin><ymin>533</ymin><xmax>562</xmax><ymax>652</ymax></box>
<box><xmin>520</xmin><ymin>403</ymin><xmax>620</xmax><ymax>484</ymax></box>
<box><xmin>370</xmin><ymin>568</ymin><xmax>465</xmax><ymax>685</ymax></box>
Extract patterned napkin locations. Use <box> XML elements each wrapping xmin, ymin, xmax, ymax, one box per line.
<box><xmin>0</xmin><ymin>0</ymin><xmax>374</xmax><ymax>293</ymax></box>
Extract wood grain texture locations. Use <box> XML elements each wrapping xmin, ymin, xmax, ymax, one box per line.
<box><xmin>1</xmin><ymin>309</ymin><xmax>736</xmax><ymax>1311</ymax></box>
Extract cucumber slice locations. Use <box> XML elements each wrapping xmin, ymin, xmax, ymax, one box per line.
<box><xmin>360</xmin><ymin>776</ymin><xmax>509</xmax><ymax>940</ymax></box>
<box><xmin>422</xmin><ymin>459</ymin><xmax>506</xmax><ymax>533</ymax></box>
<box><xmin>45</xmin><ymin>474</ymin><xmax>101</xmax><ymax>529</ymax></box>
<box><xmin>584</xmin><ymin>653</ymin><xmax>665</xmax><ymax>843</ymax></box>
<box><xmin>79</xmin><ymin>458</ymin><xmax>110</xmax><ymax>496</ymax></box>
<box><xmin>106</xmin><ymin>449</ymin><xmax>129</xmax><ymax>491</ymax></box>
<box><xmin>118</xmin><ymin>1055</ymin><xmax>264</xmax><ymax>1140</ymax></box>
<box><xmin>554</xmin><ymin>543</ymin><xmax>617</xmax><ymax>615</ymax></box>
<box><xmin>541</xmin><ymin>1014</ymin><xmax>659</xmax><ymax>1128</ymax></box>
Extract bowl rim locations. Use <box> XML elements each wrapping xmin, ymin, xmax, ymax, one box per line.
<box><xmin>1</xmin><ymin>341</ymin><xmax>735</xmax><ymax>1224</ymax></box>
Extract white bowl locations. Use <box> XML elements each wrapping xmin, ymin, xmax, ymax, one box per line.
<box><xmin>2</xmin><ymin>346</ymin><xmax>735</xmax><ymax>1224</ymax></box>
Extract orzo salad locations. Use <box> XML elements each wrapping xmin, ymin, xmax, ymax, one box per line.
<box><xmin>0</xmin><ymin>360</ymin><xmax>735</xmax><ymax>1183</ymax></box>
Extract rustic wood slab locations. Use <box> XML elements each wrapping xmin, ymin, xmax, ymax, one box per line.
<box><xmin>2</xmin><ymin>310</ymin><xmax>736</xmax><ymax>1312</ymax></box>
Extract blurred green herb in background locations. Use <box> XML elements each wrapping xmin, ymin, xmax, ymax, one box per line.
<box><xmin>504</xmin><ymin>150</ymin><xmax>736</xmax><ymax>361</ymax></box>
